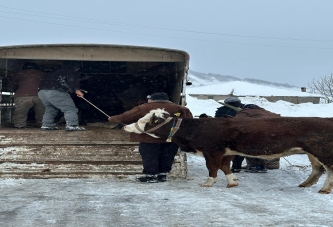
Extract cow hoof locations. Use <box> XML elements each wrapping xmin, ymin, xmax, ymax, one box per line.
<box><xmin>202</xmin><ymin>184</ymin><xmax>213</xmax><ymax>188</ymax></box>
<box><xmin>299</xmin><ymin>184</ymin><xmax>312</xmax><ymax>188</ymax></box>
<box><xmin>318</xmin><ymin>190</ymin><xmax>331</xmax><ymax>194</ymax></box>
<box><xmin>227</xmin><ymin>183</ymin><xmax>239</xmax><ymax>188</ymax></box>
<box><xmin>202</xmin><ymin>177</ymin><xmax>217</xmax><ymax>187</ymax></box>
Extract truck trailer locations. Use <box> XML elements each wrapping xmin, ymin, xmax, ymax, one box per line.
<box><xmin>0</xmin><ymin>44</ymin><xmax>191</xmax><ymax>178</ymax></box>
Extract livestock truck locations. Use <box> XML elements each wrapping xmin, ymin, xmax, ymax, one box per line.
<box><xmin>0</xmin><ymin>44</ymin><xmax>191</xmax><ymax>178</ymax></box>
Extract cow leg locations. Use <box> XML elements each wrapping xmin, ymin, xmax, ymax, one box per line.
<box><xmin>220</xmin><ymin>156</ymin><xmax>239</xmax><ymax>188</ymax></box>
<box><xmin>299</xmin><ymin>154</ymin><xmax>325</xmax><ymax>188</ymax></box>
<box><xmin>202</xmin><ymin>152</ymin><xmax>220</xmax><ymax>187</ymax></box>
<box><xmin>318</xmin><ymin>167</ymin><xmax>333</xmax><ymax>194</ymax></box>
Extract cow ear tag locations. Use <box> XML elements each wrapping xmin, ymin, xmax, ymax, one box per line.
<box><xmin>174</xmin><ymin>112</ymin><xmax>181</xmax><ymax>117</ymax></box>
<box><xmin>154</xmin><ymin>120</ymin><xmax>159</xmax><ymax>123</ymax></box>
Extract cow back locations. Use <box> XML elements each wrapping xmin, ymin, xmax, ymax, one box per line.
<box><xmin>235</xmin><ymin>108</ymin><xmax>280</xmax><ymax>118</ymax></box>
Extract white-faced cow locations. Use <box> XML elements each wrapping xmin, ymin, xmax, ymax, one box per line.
<box><xmin>124</xmin><ymin>108</ymin><xmax>333</xmax><ymax>194</ymax></box>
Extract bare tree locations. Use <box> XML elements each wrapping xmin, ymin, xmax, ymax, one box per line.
<box><xmin>308</xmin><ymin>73</ymin><xmax>333</xmax><ymax>103</ymax></box>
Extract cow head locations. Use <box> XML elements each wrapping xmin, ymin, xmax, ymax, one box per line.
<box><xmin>123</xmin><ymin>108</ymin><xmax>170</xmax><ymax>137</ymax></box>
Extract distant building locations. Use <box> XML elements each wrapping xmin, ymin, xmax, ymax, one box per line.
<box><xmin>188</xmin><ymin>94</ymin><xmax>321</xmax><ymax>104</ymax></box>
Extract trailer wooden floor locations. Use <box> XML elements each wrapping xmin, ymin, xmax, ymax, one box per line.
<box><xmin>0</xmin><ymin>125</ymin><xmax>188</xmax><ymax>178</ymax></box>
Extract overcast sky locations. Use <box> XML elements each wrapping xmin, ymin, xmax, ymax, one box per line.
<box><xmin>1</xmin><ymin>1</ymin><xmax>333</xmax><ymax>87</ymax></box>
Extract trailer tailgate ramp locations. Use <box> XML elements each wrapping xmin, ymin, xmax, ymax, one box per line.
<box><xmin>0</xmin><ymin>126</ymin><xmax>188</xmax><ymax>179</ymax></box>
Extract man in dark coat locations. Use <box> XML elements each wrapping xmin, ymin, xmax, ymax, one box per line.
<box><xmin>38</xmin><ymin>61</ymin><xmax>85</xmax><ymax>131</ymax></box>
<box><xmin>215</xmin><ymin>97</ymin><xmax>267</xmax><ymax>173</ymax></box>
<box><xmin>215</xmin><ymin>97</ymin><xmax>260</xmax><ymax>118</ymax></box>
<box><xmin>10</xmin><ymin>62</ymin><xmax>45</xmax><ymax>128</ymax></box>
<box><xmin>108</xmin><ymin>92</ymin><xmax>193</xmax><ymax>183</ymax></box>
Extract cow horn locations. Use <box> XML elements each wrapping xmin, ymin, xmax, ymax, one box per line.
<box><xmin>218</xmin><ymin>101</ymin><xmax>243</xmax><ymax>112</ymax></box>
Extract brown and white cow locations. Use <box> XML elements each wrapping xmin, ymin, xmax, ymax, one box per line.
<box><xmin>197</xmin><ymin>107</ymin><xmax>281</xmax><ymax>187</ymax></box>
<box><xmin>124</xmin><ymin>108</ymin><xmax>333</xmax><ymax>194</ymax></box>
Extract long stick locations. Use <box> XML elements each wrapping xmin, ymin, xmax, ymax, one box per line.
<box><xmin>217</xmin><ymin>101</ymin><xmax>243</xmax><ymax>112</ymax></box>
<box><xmin>81</xmin><ymin>97</ymin><xmax>110</xmax><ymax>118</ymax></box>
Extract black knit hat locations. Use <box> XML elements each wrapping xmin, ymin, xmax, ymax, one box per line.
<box><xmin>147</xmin><ymin>92</ymin><xmax>169</xmax><ymax>101</ymax></box>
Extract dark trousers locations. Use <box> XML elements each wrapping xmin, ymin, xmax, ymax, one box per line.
<box><xmin>232</xmin><ymin>155</ymin><xmax>245</xmax><ymax>169</ymax></box>
<box><xmin>246</xmin><ymin>157</ymin><xmax>266</xmax><ymax>167</ymax></box>
<box><xmin>12</xmin><ymin>96</ymin><xmax>45</xmax><ymax>127</ymax></box>
<box><xmin>139</xmin><ymin>142</ymin><xmax>179</xmax><ymax>175</ymax></box>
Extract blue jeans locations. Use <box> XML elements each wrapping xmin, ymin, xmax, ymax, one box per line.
<box><xmin>38</xmin><ymin>90</ymin><xmax>79</xmax><ymax>127</ymax></box>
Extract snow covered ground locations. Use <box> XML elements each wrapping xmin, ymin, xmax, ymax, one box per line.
<box><xmin>1</xmin><ymin>81</ymin><xmax>333</xmax><ymax>227</ymax></box>
<box><xmin>1</xmin><ymin>154</ymin><xmax>332</xmax><ymax>227</ymax></box>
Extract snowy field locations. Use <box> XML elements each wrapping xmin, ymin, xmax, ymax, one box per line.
<box><xmin>0</xmin><ymin>155</ymin><xmax>332</xmax><ymax>227</ymax></box>
<box><xmin>1</xmin><ymin>81</ymin><xmax>333</xmax><ymax>226</ymax></box>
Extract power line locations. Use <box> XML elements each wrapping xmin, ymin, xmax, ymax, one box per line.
<box><xmin>1</xmin><ymin>5</ymin><xmax>333</xmax><ymax>43</ymax></box>
<box><xmin>2</xmin><ymin>15</ymin><xmax>333</xmax><ymax>50</ymax></box>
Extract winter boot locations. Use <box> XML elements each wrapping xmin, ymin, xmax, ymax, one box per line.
<box><xmin>231</xmin><ymin>168</ymin><xmax>241</xmax><ymax>173</ymax></box>
<box><xmin>65</xmin><ymin>125</ymin><xmax>85</xmax><ymax>131</ymax></box>
<box><xmin>257</xmin><ymin>166</ymin><xmax>268</xmax><ymax>173</ymax></box>
<box><xmin>136</xmin><ymin>174</ymin><xmax>158</xmax><ymax>183</ymax></box>
<box><xmin>41</xmin><ymin>126</ymin><xmax>59</xmax><ymax>130</ymax></box>
<box><xmin>157</xmin><ymin>173</ymin><xmax>167</xmax><ymax>182</ymax></box>
<box><xmin>15</xmin><ymin>125</ymin><xmax>30</xmax><ymax>129</ymax></box>
<box><xmin>245</xmin><ymin>165</ymin><xmax>267</xmax><ymax>173</ymax></box>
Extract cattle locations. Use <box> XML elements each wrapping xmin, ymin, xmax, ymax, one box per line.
<box><xmin>194</xmin><ymin>107</ymin><xmax>281</xmax><ymax>185</ymax></box>
<box><xmin>123</xmin><ymin>108</ymin><xmax>333</xmax><ymax>194</ymax></box>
